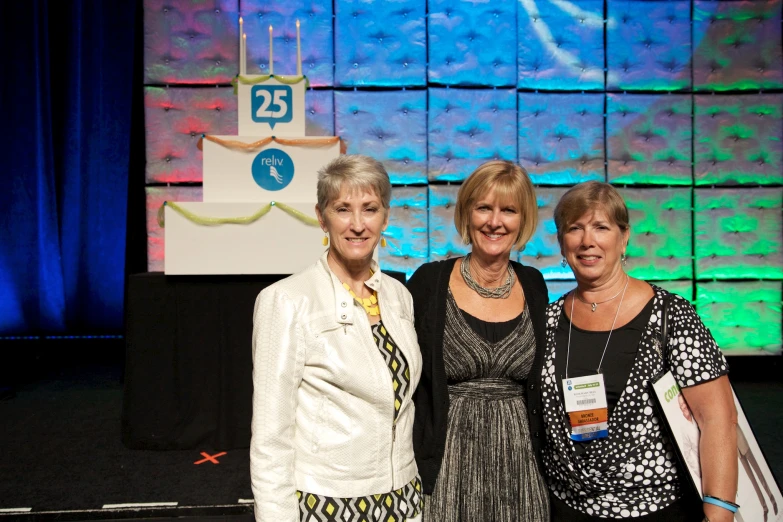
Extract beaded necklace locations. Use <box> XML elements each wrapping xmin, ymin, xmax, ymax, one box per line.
<box><xmin>460</xmin><ymin>253</ymin><xmax>515</xmax><ymax>299</ymax></box>
<box><xmin>342</xmin><ymin>271</ymin><xmax>380</xmax><ymax>316</ymax></box>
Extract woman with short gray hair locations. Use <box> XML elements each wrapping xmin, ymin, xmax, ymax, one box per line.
<box><xmin>250</xmin><ymin>154</ymin><xmax>424</xmax><ymax>522</ymax></box>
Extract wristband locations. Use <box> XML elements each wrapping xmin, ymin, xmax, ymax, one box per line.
<box><xmin>705</xmin><ymin>495</ymin><xmax>739</xmax><ymax>509</ymax></box>
<box><xmin>703</xmin><ymin>495</ymin><xmax>739</xmax><ymax>513</ymax></box>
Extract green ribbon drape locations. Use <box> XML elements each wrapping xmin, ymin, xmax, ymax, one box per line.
<box><xmin>158</xmin><ymin>200</ymin><xmax>320</xmax><ymax>228</ymax></box>
<box><xmin>231</xmin><ymin>74</ymin><xmax>310</xmax><ymax>94</ymax></box>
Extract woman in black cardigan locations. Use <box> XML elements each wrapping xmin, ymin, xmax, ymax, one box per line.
<box><xmin>408</xmin><ymin>160</ymin><xmax>550</xmax><ymax>521</ymax></box>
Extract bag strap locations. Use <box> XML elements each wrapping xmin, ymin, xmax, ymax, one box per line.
<box><xmin>659</xmin><ymin>293</ymin><xmax>673</xmax><ymax>371</ymax></box>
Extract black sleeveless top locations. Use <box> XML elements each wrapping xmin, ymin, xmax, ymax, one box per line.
<box><xmin>553</xmin><ymin>297</ymin><xmax>655</xmax><ymax>417</ymax></box>
<box><xmin>460</xmin><ymin>309</ymin><xmax>523</xmax><ymax>343</ymax></box>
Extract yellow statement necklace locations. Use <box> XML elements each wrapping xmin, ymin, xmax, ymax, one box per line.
<box><xmin>342</xmin><ymin>272</ymin><xmax>380</xmax><ymax>316</ymax></box>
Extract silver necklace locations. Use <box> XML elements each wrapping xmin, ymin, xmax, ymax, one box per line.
<box><xmin>565</xmin><ymin>275</ymin><xmax>630</xmax><ymax>377</ymax></box>
<box><xmin>460</xmin><ymin>254</ymin><xmax>515</xmax><ymax>299</ymax></box>
<box><xmin>575</xmin><ymin>275</ymin><xmax>629</xmax><ymax>312</ymax></box>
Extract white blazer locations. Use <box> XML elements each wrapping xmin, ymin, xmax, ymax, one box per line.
<box><xmin>250</xmin><ymin>251</ymin><xmax>422</xmax><ymax>521</ymax></box>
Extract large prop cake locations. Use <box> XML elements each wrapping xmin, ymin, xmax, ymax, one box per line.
<box><xmin>163</xmin><ymin>20</ymin><xmax>341</xmax><ymax>275</ymax></box>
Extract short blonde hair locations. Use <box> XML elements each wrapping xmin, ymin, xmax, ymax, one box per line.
<box><xmin>316</xmin><ymin>155</ymin><xmax>391</xmax><ymax>214</ymax></box>
<box><xmin>453</xmin><ymin>160</ymin><xmax>538</xmax><ymax>250</ymax></box>
<box><xmin>553</xmin><ymin>181</ymin><xmax>630</xmax><ymax>248</ymax></box>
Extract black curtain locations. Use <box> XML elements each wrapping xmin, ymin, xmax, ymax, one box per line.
<box><xmin>0</xmin><ymin>0</ymin><xmax>137</xmax><ymax>335</ymax></box>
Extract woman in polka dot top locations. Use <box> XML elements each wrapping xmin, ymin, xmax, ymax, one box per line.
<box><xmin>535</xmin><ymin>182</ymin><xmax>737</xmax><ymax>522</ymax></box>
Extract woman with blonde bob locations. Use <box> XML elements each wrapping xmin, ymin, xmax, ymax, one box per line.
<box><xmin>534</xmin><ymin>181</ymin><xmax>737</xmax><ymax>522</ymax></box>
<box><xmin>408</xmin><ymin>160</ymin><xmax>550</xmax><ymax>521</ymax></box>
<box><xmin>250</xmin><ymin>155</ymin><xmax>424</xmax><ymax>522</ymax></box>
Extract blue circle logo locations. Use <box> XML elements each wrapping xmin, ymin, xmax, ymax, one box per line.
<box><xmin>251</xmin><ymin>149</ymin><xmax>294</xmax><ymax>191</ymax></box>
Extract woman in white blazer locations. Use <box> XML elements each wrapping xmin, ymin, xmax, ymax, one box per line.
<box><xmin>250</xmin><ymin>154</ymin><xmax>423</xmax><ymax>522</ymax></box>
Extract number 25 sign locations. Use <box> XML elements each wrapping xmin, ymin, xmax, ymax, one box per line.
<box><xmin>251</xmin><ymin>85</ymin><xmax>293</xmax><ymax>128</ymax></box>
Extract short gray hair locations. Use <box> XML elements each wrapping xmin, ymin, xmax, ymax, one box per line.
<box><xmin>316</xmin><ymin>155</ymin><xmax>392</xmax><ymax>213</ymax></box>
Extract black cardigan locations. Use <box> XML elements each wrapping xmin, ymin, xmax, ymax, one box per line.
<box><xmin>407</xmin><ymin>257</ymin><xmax>549</xmax><ymax>494</ymax></box>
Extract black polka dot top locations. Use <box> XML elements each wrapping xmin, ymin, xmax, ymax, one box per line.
<box><xmin>540</xmin><ymin>286</ymin><xmax>728</xmax><ymax>518</ymax></box>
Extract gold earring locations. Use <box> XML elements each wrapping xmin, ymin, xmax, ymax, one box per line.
<box><xmin>381</xmin><ymin>237</ymin><xmax>387</xmax><ymax>248</ymax></box>
<box><xmin>322</xmin><ymin>235</ymin><xmax>329</xmax><ymax>246</ymax></box>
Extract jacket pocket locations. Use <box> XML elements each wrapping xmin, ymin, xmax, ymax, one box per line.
<box><xmin>309</xmin><ymin>395</ymin><xmax>328</xmax><ymax>454</ymax></box>
<box><xmin>309</xmin><ymin>395</ymin><xmax>354</xmax><ymax>459</ymax></box>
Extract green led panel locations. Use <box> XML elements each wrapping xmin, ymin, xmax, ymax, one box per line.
<box><xmin>694</xmin><ymin>94</ymin><xmax>783</xmax><ymax>186</ymax></box>
<box><xmin>694</xmin><ymin>188</ymin><xmax>783</xmax><ymax>280</ymax></box>
<box><xmin>696</xmin><ymin>281</ymin><xmax>782</xmax><ymax>354</ymax></box>
<box><xmin>651</xmin><ymin>280</ymin><xmax>693</xmax><ymax>302</ymax></box>
<box><xmin>693</xmin><ymin>0</ymin><xmax>783</xmax><ymax>91</ymax></box>
<box><xmin>619</xmin><ymin>188</ymin><xmax>693</xmax><ymax>281</ymax></box>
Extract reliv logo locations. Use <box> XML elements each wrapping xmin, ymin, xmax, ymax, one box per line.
<box><xmin>251</xmin><ymin>85</ymin><xmax>292</xmax><ymax>128</ymax></box>
<box><xmin>252</xmin><ymin>149</ymin><xmax>294</xmax><ymax>191</ymax></box>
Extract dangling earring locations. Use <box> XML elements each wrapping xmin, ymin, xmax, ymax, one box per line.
<box><xmin>621</xmin><ymin>253</ymin><xmax>627</xmax><ymax>266</ymax></box>
<box><xmin>560</xmin><ymin>258</ymin><xmax>568</xmax><ymax>268</ymax></box>
<box><xmin>322</xmin><ymin>234</ymin><xmax>329</xmax><ymax>246</ymax></box>
<box><xmin>380</xmin><ymin>236</ymin><xmax>387</xmax><ymax>248</ymax></box>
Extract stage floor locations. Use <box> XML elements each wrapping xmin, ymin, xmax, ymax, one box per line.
<box><xmin>0</xmin><ymin>354</ymin><xmax>252</xmax><ymax>522</ymax></box>
<box><xmin>1</xmin><ymin>347</ymin><xmax>781</xmax><ymax>521</ymax></box>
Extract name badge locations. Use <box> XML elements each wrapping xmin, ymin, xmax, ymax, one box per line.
<box><xmin>562</xmin><ymin>374</ymin><xmax>609</xmax><ymax>442</ymax></box>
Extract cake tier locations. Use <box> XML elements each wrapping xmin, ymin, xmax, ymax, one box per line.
<box><xmin>202</xmin><ymin>135</ymin><xmax>341</xmax><ymax>203</ymax></box>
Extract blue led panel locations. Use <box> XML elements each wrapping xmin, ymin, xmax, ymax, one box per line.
<box><xmin>518</xmin><ymin>93</ymin><xmax>605</xmax><ymax>185</ymax></box>
<box><xmin>428</xmin><ymin>0</ymin><xmax>516</xmax><ymax>86</ymax></box>
<box><xmin>428</xmin><ymin>88</ymin><xmax>517</xmax><ymax>182</ymax></box>
<box><xmin>546</xmin><ymin>281</ymin><xmax>576</xmax><ymax>304</ymax></box>
<box><xmin>144</xmin><ymin>0</ymin><xmax>239</xmax><ymax>84</ymax></box>
<box><xmin>607</xmin><ymin>94</ymin><xmax>692</xmax><ymax>185</ymax></box>
<box><xmin>335</xmin><ymin>0</ymin><xmax>426</xmax><ymax>86</ymax></box>
<box><xmin>428</xmin><ymin>185</ymin><xmax>467</xmax><ymax>262</ymax></box>
<box><xmin>335</xmin><ymin>90</ymin><xmax>427</xmax><ymax>185</ymax></box>
<box><xmin>517</xmin><ymin>0</ymin><xmax>604</xmax><ymax>90</ymax></box>
<box><xmin>380</xmin><ymin>186</ymin><xmax>428</xmax><ymax>278</ymax></box>
<box><xmin>305</xmin><ymin>89</ymin><xmax>334</xmax><ymax>136</ymax></box>
<box><xmin>607</xmin><ymin>1</ymin><xmax>691</xmax><ymax>91</ymax></box>
<box><xmin>241</xmin><ymin>0</ymin><xmax>334</xmax><ymax>86</ymax></box>
<box><xmin>519</xmin><ymin>188</ymin><xmax>573</xmax><ymax>280</ymax></box>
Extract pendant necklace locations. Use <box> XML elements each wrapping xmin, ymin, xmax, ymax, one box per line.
<box><xmin>575</xmin><ymin>274</ymin><xmax>629</xmax><ymax>312</ymax></box>
<box><xmin>566</xmin><ymin>275</ymin><xmax>630</xmax><ymax>377</ymax></box>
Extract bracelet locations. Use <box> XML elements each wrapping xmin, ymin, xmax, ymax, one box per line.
<box><xmin>702</xmin><ymin>516</ymin><xmax>710</xmax><ymax>522</ymax></box>
<box><xmin>705</xmin><ymin>495</ymin><xmax>739</xmax><ymax>509</ymax></box>
<box><xmin>703</xmin><ymin>495</ymin><xmax>739</xmax><ymax>513</ymax></box>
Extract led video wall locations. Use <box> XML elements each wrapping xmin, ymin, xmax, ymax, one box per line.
<box><xmin>142</xmin><ymin>0</ymin><xmax>783</xmax><ymax>354</ymax></box>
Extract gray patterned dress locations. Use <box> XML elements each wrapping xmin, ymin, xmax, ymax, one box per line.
<box><xmin>423</xmin><ymin>291</ymin><xmax>550</xmax><ymax>521</ymax></box>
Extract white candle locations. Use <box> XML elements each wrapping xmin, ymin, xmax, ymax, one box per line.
<box><xmin>242</xmin><ymin>33</ymin><xmax>247</xmax><ymax>75</ymax></box>
<box><xmin>296</xmin><ymin>20</ymin><xmax>302</xmax><ymax>76</ymax></box>
<box><xmin>238</xmin><ymin>17</ymin><xmax>243</xmax><ymax>75</ymax></box>
<box><xmin>269</xmin><ymin>25</ymin><xmax>274</xmax><ymax>74</ymax></box>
